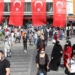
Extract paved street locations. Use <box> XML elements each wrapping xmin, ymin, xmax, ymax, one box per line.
<box><xmin>0</xmin><ymin>37</ymin><xmax>75</xmax><ymax>75</ymax></box>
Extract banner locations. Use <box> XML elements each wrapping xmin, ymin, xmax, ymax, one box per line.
<box><xmin>0</xmin><ymin>0</ymin><xmax>4</xmax><ymax>24</ymax></box>
<box><xmin>31</xmin><ymin>0</ymin><xmax>46</xmax><ymax>26</ymax></box>
<box><xmin>9</xmin><ymin>0</ymin><xmax>25</xmax><ymax>26</ymax></box>
<box><xmin>53</xmin><ymin>0</ymin><xmax>66</xmax><ymax>28</ymax></box>
<box><xmin>67</xmin><ymin>0</ymin><xmax>73</xmax><ymax>15</ymax></box>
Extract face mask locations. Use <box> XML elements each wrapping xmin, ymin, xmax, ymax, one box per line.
<box><xmin>41</xmin><ymin>51</ymin><xmax>45</xmax><ymax>54</ymax></box>
<box><xmin>0</xmin><ymin>56</ymin><xmax>2</xmax><ymax>61</ymax></box>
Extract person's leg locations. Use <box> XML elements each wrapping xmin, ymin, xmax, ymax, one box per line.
<box><xmin>23</xmin><ymin>42</ymin><xmax>25</xmax><ymax>50</ymax></box>
<box><xmin>29</xmin><ymin>39</ymin><xmax>31</xmax><ymax>45</ymax></box>
<box><xmin>4</xmin><ymin>47</ymin><xmax>8</xmax><ymax>58</ymax></box>
<box><xmin>25</xmin><ymin>44</ymin><xmax>27</xmax><ymax>51</ymax></box>
<box><xmin>26</xmin><ymin>44</ymin><xmax>27</xmax><ymax>50</ymax></box>
<box><xmin>15</xmin><ymin>37</ymin><xmax>17</xmax><ymax>43</ymax></box>
<box><xmin>7</xmin><ymin>49</ymin><xmax>11</xmax><ymax>57</ymax></box>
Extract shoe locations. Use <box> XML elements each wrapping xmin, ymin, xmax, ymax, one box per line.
<box><xmin>24</xmin><ymin>50</ymin><xmax>27</xmax><ymax>53</ymax></box>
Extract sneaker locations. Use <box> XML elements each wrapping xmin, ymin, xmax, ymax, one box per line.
<box><xmin>24</xmin><ymin>50</ymin><xmax>27</xmax><ymax>53</ymax></box>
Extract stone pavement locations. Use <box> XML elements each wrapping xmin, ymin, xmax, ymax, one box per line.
<box><xmin>0</xmin><ymin>37</ymin><xmax>75</xmax><ymax>75</ymax></box>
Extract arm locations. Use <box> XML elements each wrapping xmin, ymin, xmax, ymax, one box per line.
<box><xmin>66</xmin><ymin>62</ymin><xmax>71</xmax><ymax>71</ymax></box>
<box><xmin>46</xmin><ymin>54</ymin><xmax>49</xmax><ymax>70</ymax></box>
<box><xmin>36</xmin><ymin>63</ymin><xmax>39</xmax><ymax>69</ymax></box>
<box><xmin>6</xmin><ymin>68</ymin><xmax>10</xmax><ymax>75</ymax></box>
<box><xmin>66</xmin><ymin>60</ymin><xmax>71</xmax><ymax>72</ymax></box>
<box><xmin>36</xmin><ymin>54</ymin><xmax>39</xmax><ymax>69</ymax></box>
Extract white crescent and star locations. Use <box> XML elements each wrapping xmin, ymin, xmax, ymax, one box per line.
<box><xmin>34</xmin><ymin>0</ymin><xmax>43</xmax><ymax>11</ymax></box>
<box><xmin>56</xmin><ymin>1</ymin><xmax>63</xmax><ymax>12</ymax></box>
<box><xmin>13</xmin><ymin>0</ymin><xmax>22</xmax><ymax>11</ymax></box>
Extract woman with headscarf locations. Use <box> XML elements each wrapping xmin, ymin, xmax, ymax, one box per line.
<box><xmin>50</xmin><ymin>41</ymin><xmax>62</xmax><ymax>71</ymax></box>
<box><xmin>63</xmin><ymin>40</ymin><xmax>72</xmax><ymax>67</ymax></box>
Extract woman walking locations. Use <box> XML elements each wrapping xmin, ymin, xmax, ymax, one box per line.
<box><xmin>23</xmin><ymin>33</ymin><xmax>27</xmax><ymax>53</ymax></box>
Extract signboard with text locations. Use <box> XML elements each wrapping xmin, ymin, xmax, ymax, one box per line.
<box><xmin>67</xmin><ymin>0</ymin><xmax>73</xmax><ymax>14</ymax></box>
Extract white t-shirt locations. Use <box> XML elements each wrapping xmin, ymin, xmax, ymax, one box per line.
<box><xmin>34</xmin><ymin>33</ymin><xmax>38</xmax><ymax>39</ymax></box>
<box><xmin>11</xmin><ymin>32</ymin><xmax>14</xmax><ymax>38</ymax></box>
<box><xmin>5</xmin><ymin>31</ymin><xmax>10</xmax><ymax>36</ymax></box>
<box><xmin>67</xmin><ymin>59</ymin><xmax>75</xmax><ymax>73</ymax></box>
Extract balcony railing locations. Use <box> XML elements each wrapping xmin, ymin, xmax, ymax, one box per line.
<box><xmin>3</xmin><ymin>12</ymin><xmax>53</xmax><ymax>15</ymax></box>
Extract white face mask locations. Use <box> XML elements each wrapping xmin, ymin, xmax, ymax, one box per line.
<box><xmin>41</xmin><ymin>51</ymin><xmax>45</xmax><ymax>54</ymax></box>
<box><xmin>0</xmin><ymin>56</ymin><xmax>2</xmax><ymax>61</ymax></box>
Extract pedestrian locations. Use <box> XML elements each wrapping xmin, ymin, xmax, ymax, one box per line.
<box><xmin>23</xmin><ymin>33</ymin><xmax>27</xmax><ymax>53</ymax></box>
<box><xmin>15</xmin><ymin>30</ymin><xmax>21</xmax><ymax>43</ymax></box>
<box><xmin>49</xmin><ymin>28</ymin><xmax>53</xmax><ymax>41</ymax></box>
<box><xmin>63</xmin><ymin>40</ymin><xmax>72</xmax><ymax>67</ymax></box>
<box><xmin>36</xmin><ymin>49</ymin><xmax>49</xmax><ymax>75</ymax></box>
<box><xmin>11</xmin><ymin>31</ymin><xmax>15</xmax><ymax>46</ymax></box>
<box><xmin>34</xmin><ymin>31</ymin><xmax>38</xmax><ymax>45</ymax></box>
<box><xmin>4</xmin><ymin>36</ymin><xmax>11</xmax><ymax>57</ymax></box>
<box><xmin>50</xmin><ymin>41</ymin><xmax>62</xmax><ymax>71</ymax></box>
<box><xmin>66</xmin><ymin>52</ymin><xmax>75</xmax><ymax>75</ymax></box>
<box><xmin>29</xmin><ymin>32</ymin><xmax>32</xmax><ymax>45</ymax></box>
<box><xmin>37</xmin><ymin>35</ymin><xmax>45</xmax><ymax>54</ymax></box>
<box><xmin>44</xmin><ymin>29</ymin><xmax>48</xmax><ymax>46</ymax></box>
<box><xmin>0</xmin><ymin>50</ymin><xmax>10</xmax><ymax>75</ymax></box>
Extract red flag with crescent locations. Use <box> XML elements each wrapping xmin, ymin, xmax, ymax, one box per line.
<box><xmin>31</xmin><ymin>0</ymin><xmax>46</xmax><ymax>26</ymax></box>
<box><xmin>0</xmin><ymin>0</ymin><xmax>4</xmax><ymax>24</ymax></box>
<box><xmin>9</xmin><ymin>0</ymin><xmax>24</xmax><ymax>26</ymax></box>
<box><xmin>53</xmin><ymin>0</ymin><xmax>66</xmax><ymax>28</ymax></box>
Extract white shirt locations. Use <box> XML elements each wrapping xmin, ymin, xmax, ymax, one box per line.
<box><xmin>67</xmin><ymin>59</ymin><xmax>75</xmax><ymax>73</ymax></box>
<box><xmin>15</xmin><ymin>32</ymin><xmax>20</xmax><ymax>37</ymax></box>
<box><xmin>11</xmin><ymin>32</ymin><xmax>14</xmax><ymax>38</ymax></box>
<box><xmin>5</xmin><ymin>31</ymin><xmax>10</xmax><ymax>36</ymax></box>
<box><xmin>34</xmin><ymin>33</ymin><xmax>38</xmax><ymax>39</ymax></box>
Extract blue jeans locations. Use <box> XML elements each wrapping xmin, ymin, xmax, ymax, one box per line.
<box><xmin>34</xmin><ymin>38</ymin><xmax>38</xmax><ymax>45</ymax></box>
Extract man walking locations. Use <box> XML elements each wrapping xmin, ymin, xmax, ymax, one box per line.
<box><xmin>0</xmin><ymin>50</ymin><xmax>10</xmax><ymax>75</ymax></box>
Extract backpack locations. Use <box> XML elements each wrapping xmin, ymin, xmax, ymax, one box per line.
<box><xmin>37</xmin><ymin>69</ymin><xmax>46</xmax><ymax>75</ymax></box>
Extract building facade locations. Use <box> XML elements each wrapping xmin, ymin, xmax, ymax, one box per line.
<box><xmin>3</xmin><ymin>0</ymin><xmax>75</xmax><ymax>27</ymax></box>
<box><xmin>4</xmin><ymin>0</ymin><xmax>53</xmax><ymax>16</ymax></box>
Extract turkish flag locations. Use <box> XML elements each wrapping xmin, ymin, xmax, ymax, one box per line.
<box><xmin>31</xmin><ymin>0</ymin><xmax>46</xmax><ymax>26</ymax></box>
<box><xmin>9</xmin><ymin>0</ymin><xmax>24</xmax><ymax>26</ymax></box>
<box><xmin>0</xmin><ymin>0</ymin><xmax>4</xmax><ymax>24</ymax></box>
<box><xmin>53</xmin><ymin>0</ymin><xmax>66</xmax><ymax>28</ymax></box>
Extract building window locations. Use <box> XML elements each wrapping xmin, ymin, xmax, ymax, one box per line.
<box><xmin>26</xmin><ymin>2</ymin><xmax>31</xmax><ymax>12</ymax></box>
<box><xmin>4</xmin><ymin>3</ymin><xmax>9</xmax><ymax>12</ymax></box>
<box><xmin>46</xmin><ymin>2</ymin><xmax>53</xmax><ymax>12</ymax></box>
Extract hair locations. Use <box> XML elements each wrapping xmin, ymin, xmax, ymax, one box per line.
<box><xmin>66</xmin><ymin>40</ymin><xmax>71</xmax><ymax>46</ymax></box>
<box><xmin>71</xmin><ymin>52</ymin><xmax>75</xmax><ymax>58</ymax></box>
<box><xmin>0</xmin><ymin>50</ymin><xmax>4</xmax><ymax>54</ymax></box>
<box><xmin>5</xmin><ymin>36</ymin><xmax>8</xmax><ymax>39</ymax></box>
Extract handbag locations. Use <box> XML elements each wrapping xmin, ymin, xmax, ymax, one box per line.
<box><xmin>65</xmin><ymin>67</ymin><xmax>70</xmax><ymax>74</ymax></box>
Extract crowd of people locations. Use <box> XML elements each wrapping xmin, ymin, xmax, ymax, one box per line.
<box><xmin>0</xmin><ymin>26</ymin><xmax>75</xmax><ymax>75</ymax></box>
